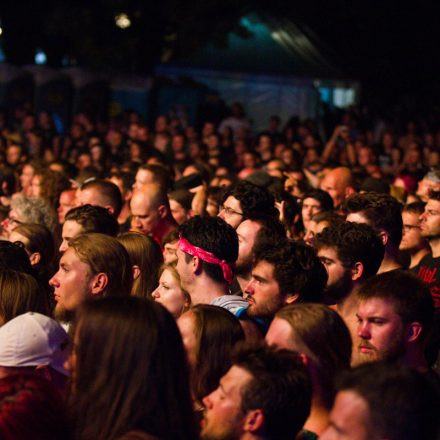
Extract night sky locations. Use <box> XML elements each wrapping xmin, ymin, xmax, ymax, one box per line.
<box><xmin>1</xmin><ymin>1</ymin><xmax>439</xmax><ymax>105</ymax></box>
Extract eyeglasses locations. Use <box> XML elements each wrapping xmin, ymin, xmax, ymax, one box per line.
<box><xmin>220</xmin><ymin>205</ymin><xmax>244</xmax><ymax>217</ymax></box>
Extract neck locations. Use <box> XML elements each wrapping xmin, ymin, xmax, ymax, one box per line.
<box><xmin>402</xmin><ymin>345</ymin><xmax>429</xmax><ymax>373</ymax></box>
<box><xmin>189</xmin><ymin>276</ymin><xmax>230</xmax><ymax>305</ymax></box>
<box><xmin>429</xmin><ymin>237</ymin><xmax>440</xmax><ymax>258</ymax></box>
<box><xmin>118</xmin><ymin>203</ymin><xmax>131</xmax><ymax>225</ymax></box>
<box><xmin>303</xmin><ymin>397</ymin><xmax>330</xmax><ymax>437</ymax></box>
<box><xmin>409</xmin><ymin>247</ymin><xmax>430</xmax><ymax>268</ymax></box>
<box><xmin>153</xmin><ymin>217</ymin><xmax>177</xmax><ymax>244</ymax></box>
<box><xmin>378</xmin><ymin>248</ymin><xmax>402</xmax><ymax>273</ymax></box>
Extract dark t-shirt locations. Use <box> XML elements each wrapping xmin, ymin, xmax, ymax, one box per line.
<box><xmin>414</xmin><ymin>254</ymin><xmax>440</xmax><ymax>310</ymax></box>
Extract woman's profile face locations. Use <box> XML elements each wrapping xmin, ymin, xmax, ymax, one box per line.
<box><xmin>152</xmin><ymin>269</ymin><xmax>188</xmax><ymax>319</ymax></box>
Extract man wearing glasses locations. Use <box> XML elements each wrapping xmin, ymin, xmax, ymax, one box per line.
<box><xmin>218</xmin><ymin>181</ymin><xmax>278</xmax><ymax>229</ymax></box>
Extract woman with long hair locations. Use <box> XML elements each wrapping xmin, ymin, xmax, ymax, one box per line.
<box><xmin>177</xmin><ymin>304</ymin><xmax>245</xmax><ymax>411</ymax></box>
<box><xmin>117</xmin><ymin>232</ymin><xmax>164</xmax><ymax>298</ymax></box>
<box><xmin>68</xmin><ymin>296</ymin><xmax>197</xmax><ymax>440</ymax></box>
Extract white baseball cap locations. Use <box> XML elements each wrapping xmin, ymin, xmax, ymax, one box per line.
<box><xmin>0</xmin><ymin>312</ymin><xmax>69</xmax><ymax>376</ymax></box>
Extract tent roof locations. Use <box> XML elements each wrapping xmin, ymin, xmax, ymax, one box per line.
<box><xmin>167</xmin><ymin>13</ymin><xmax>343</xmax><ymax>79</ymax></box>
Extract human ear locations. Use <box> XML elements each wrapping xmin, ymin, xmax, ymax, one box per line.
<box><xmin>90</xmin><ymin>273</ymin><xmax>109</xmax><ymax>295</ymax></box>
<box><xmin>243</xmin><ymin>409</ymin><xmax>264</xmax><ymax>433</ymax></box>
<box><xmin>29</xmin><ymin>252</ymin><xmax>41</xmax><ymax>266</ymax></box>
<box><xmin>351</xmin><ymin>262</ymin><xmax>364</xmax><ymax>281</ymax></box>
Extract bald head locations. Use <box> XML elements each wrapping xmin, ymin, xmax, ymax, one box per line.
<box><xmin>320</xmin><ymin>167</ymin><xmax>355</xmax><ymax>209</ymax></box>
<box><xmin>130</xmin><ymin>183</ymin><xmax>173</xmax><ymax>237</ymax></box>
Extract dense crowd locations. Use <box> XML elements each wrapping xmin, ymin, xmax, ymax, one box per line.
<box><xmin>0</xmin><ymin>101</ymin><xmax>438</xmax><ymax>439</ymax></box>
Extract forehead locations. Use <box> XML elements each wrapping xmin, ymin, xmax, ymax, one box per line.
<box><xmin>402</xmin><ymin>211</ymin><xmax>419</xmax><ymax>223</ymax></box>
<box><xmin>79</xmin><ymin>188</ymin><xmax>98</xmax><ymax>204</ymax></box>
<box><xmin>61</xmin><ymin>246</ymin><xmax>88</xmax><ymax>269</ymax></box>
<box><xmin>224</xmin><ymin>196</ymin><xmax>241</xmax><ymax>211</ymax></box>
<box><xmin>358</xmin><ymin>297</ymin><xmax>398</xmax><ymax>319</ymax></box>
<box><xmin>222</xmin><ymin>365</ymin><xmax>253</xmax><ymax>392</ymax></box>
<box><xmin>303</xmin><ymin>197</ymin><xmax>321</xmax><ymax>207</ymax></box>
<box><xmin>131</xmin><ymin>191</ymin><xmax>153</xmax><ymax>213</ymax></box>
<box><xmin>253</xmin><ymin>260</ymin><xmax>276</xmax><ymax>280</ymax></box>
<box><xmin>63</xmin><ymin>220</ymin><xmax>84</xmax><ymax>237</ymax></box>
<box><xmin>331</xmin><ymin>390</ymin><xmax>370</xmax><ymax>436</ymax></box>
<box><xmin>426</xmin><ymin>199</ymin><xmax>440</xmax><ymax>211</ymax></box>
<box><xmin>266</xmin><ymin>317</ymin><xmax>293</xmax><ymax>349</ymax></box>
<box><xmin>236</xmin><ymin>220</ymin><xmax>261</xmax><ymax>240</ymax></box>
<box><xmin>346</xmin><ymin>211</ymin><xmax>369</xmax><ymax>225</ymax></box>
<box><xmin>60</xmin><ymin>190</ymin><xmax>76</xmax><ymax>203</ymax></box>
<box><xmin>317</xmin><ymin>246</ymin><xmax>341</xmax><ymax>262</ymax></box>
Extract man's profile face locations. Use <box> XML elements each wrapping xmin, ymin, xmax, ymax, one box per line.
<box><xmin>400</xmin><ymin>211</ymin><xmax>424</xmax><ymax>251</ymax></box>
<box><xmin>218</xmin><ymin>196</ymin><xmax>244</xmax><ymax>229</ymax></box>
<box><xmin>320</xmin><ymin>390</ymin><xmax>371</xmax><ymax>440</ymax></box>
<box><xmin>49</xmin><ymin>247</ymin><xmax>93</xmax><ymax>320</ymax></box>
<box><xmin>320</xmin><ymin>173</ymin><xmax>344</xmax><ymax>209</ymax></box>
<box><xmin>58</xmin><ymin>190</ymin><xmax>77</xmax><ymax>224</ymax></box>
<box><xmin>201</xmin><ymin>365</ymin><xmax>253</xmax><ymax>440</ymax></box>
<box><xmin>236</xmin><ymin>220</ymin><xmax>261</xmax><ymax>273</ymax></box>
<box><xmin>175</xmin><ymin>248</ymin><xmax>193</xmax><ymax>294</ymax></box>
<box><xmin>355</xmin><ymin>297</ymin><xmax>406</xmax><ymax>365</ymax></box>
<box><xmin>245</xmin><ymin>260</ymin><xmax>285</xmax><ymax>319</ymax></box>
<box><xmin>59</xmin><ymin>220</ymin><xmax>84</xmax><ymax>253</ymax></box>
<box><xmin>130</xmin><ymin>192</ymin><xmax>160</xmax><ymax>236</ymax></box>
<box><xmin>318</xmin><ymin>246</ymin><xmax>353</xmax><ymax>300</ymax></box>
<box><xmin>419</xmin><ymin>199</ymin><xmax>440</xmax><ymax>240</ymax></box>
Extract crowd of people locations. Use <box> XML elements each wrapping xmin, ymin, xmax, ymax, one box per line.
<box><xmin>0</xmin><ymin>102</ymin><xmax>438</xmax><ymax>439</ymax></box>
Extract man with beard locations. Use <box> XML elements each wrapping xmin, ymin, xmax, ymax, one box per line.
<box><xmin>415</xmin><ymin>191</ymin><xmax>440</xmax><ymax>309</ymax></box>
<box><xmin>201</xmin><ymin>344</ymin><xmax>312</xmax><ymax>440</ymax></box>
<box><xmin>49</xmin><ymin>233</ymin><xmax>133</xmax><ymax>325</ymax></box>
<box><xmin>241</xmin><ymin>239</ymin><xmax>327</xmax><ymax>334</ymax></box>
<box><xmin>353</xmin><ymin>270</ymin><xmax>433</xmax><ymax>369</ymax></box>
<box><xmin>235</xmin><ymin>215</ymin><xmax>286</xmax><ymax>294</ymax></box>
<box><xmin>314</xmin><ymin>221</ymin><xmax>384</xmax><ymax>337</ymax></box>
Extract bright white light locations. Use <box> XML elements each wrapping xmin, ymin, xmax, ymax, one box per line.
<box><xmin>0</xmin><ymin>27</ymin><xmax>3</xmax><ymax>36</ymax></box>
<box><xmin>115</xmin><ymin>13</ymin><xmax>131</xmax><ymax>29</ymax></box>
<box><xmin>35</xmin><ymin>49</ymin><xmax>47</xmax><ymax>65</ymax></box>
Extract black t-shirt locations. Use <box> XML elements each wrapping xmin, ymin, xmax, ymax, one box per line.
<box><xmin>414</xmin><ymin>254</ymin><xmax>440</xmax><ymax>310</ymax></box>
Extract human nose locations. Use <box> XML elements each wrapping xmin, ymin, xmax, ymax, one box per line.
<box><xmin>218</xmin><ymin>208</ymin><xmax>226</xmax><ymax>220</ymax></box>
<box><xmin>358</xmin><ymin>321</ymin><xmax>370</xmax><ymax>340</ymax></box>
<box><xmin>152</xmin><ymin>288</ymin><xmax>160</xmax><ymax>299</ymax></box>
<box><xmin>202</xmin><ymin>390</ymin><xmax>214</xmax><ymax>409</ymax></box>
<box><xmin>59</xmin><ymin>240</ymin><xmax>68</xmax><ymax>253</ymax></box>
<box><xmin>49</xmin><ymin>272</ymin><xmax>60</xmax><ymax>288</ymax></box>
<box><xmin>244</xmin><ymin>279</ymin><xmax>255</xmax><ymax>296</ymax></box>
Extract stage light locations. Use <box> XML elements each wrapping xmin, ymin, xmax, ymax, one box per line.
<box><xmin>115</xmin><ymin>13</ymin><xmax>131</xmax><ymax>29</ymax></box>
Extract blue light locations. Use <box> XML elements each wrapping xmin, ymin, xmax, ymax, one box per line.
<box><xmin>35</xmin><ymin>49</ymin><xmax>47</xmax><ymax>65</ymax></box>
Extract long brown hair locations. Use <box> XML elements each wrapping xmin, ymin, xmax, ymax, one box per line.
<box><xmin>69</xmin><ymin>297</ymin><xmax>197</xmax><ymax>440</ymax></box>
<box><xmin>117</xmin><ymin>232</ymin><xmax>163</xmax><ymax>298</ymax></box>
<box><xmin>190</xmin><ymin>304</ymin><xmax>245</xmax><ymax>404</ymax></box>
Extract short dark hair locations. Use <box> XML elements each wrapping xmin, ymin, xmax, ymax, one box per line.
<box><xmin>233</xmin><ymin>343</ymin><xmax>312</xmax><ymax>440</ymax></box>
<box><xmin>303</xmin><ymin>189</ymin><xmax>334</xmax><ymax>212</ymax></box>
<box><xmin>80</xmin><ymin>179</ymin><xmax>123</xmax><ymax>217</ymax></box>
<box><xmin>336</xmin><ymin>361</ymin><xmax>440</xmax><ymax>440</ymax></box>
<box><xmin>344</xmin><ymin>192</ymin><xmax>403</xmax><ymax>247</ymax></box>
<box><xmin>356</xmin><ymin>270</ymin><xmax>434</xmax><ymax>341</ymax></box>
<box><xmin>65</xmin><ymin>205</ymin><xmax>119</xmax><ymax>237</ymax></box>
<box><xmin>402</xmin><ymin>201</ymin><xmax>426</xmax><ymax>215</ymax></box>
<box><xmin>108</xmin><ymin>171</ymin><xmax>134</xmax><ymax>195</ymax></box>
<box><xmin>245</xmin><ymin>213</ymin><xmax>287</xmax><ymax>242</ymax></box>
<box><xmin>138</xmin><ymin>163</ymin><xmax>173</xmax><ymax>191</ymax></box>
<box><xmin>429</xmin><ymin>190</ymin><xmax>440</xmax><ymax>202</ymax></box>
<box><xmin>223</xmin><ymin>181</ymin><xmax>278</xmax><ymax>219</ymax></box>
<box><xmin>253</xmin><ymin>239</ymin><xmax>327</xmax><ymax>302</ymax></box>
<box><xmin>179</xmin><ymin>216</ymin><xmax>238</xmax><ymax>284</ymax></box>
<box><xmin>315</xmin><ymin>221</ymin><xmax>384</xmax><ymax>279</ymax></box>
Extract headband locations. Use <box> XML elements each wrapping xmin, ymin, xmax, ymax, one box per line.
<box><xmin>178</xmin><ymin>236</ymin><xmax>234</xmax><ymax>285</ymax></box>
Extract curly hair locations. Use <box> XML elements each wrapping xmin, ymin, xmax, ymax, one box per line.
<box><xmin>178</xmin><ymin>216</ymin><xmax>238</xmax><ymax>284</ymax></box>
<box><xmin>223</xmin><ymin>180</ymin><xmax>278</xmax><ymax>219</ymax></box>
<box><xmin>315</xmin><ymin>221</ymin><xmax>384</xmax><ymax>279</ymax></box>
<box><xmin>10</xmin><ymin>196</ymin><xmax>57</xmax><ymax>232</ymax></box>
<box><xmin>64</xmin><ymin>204</ymin><xmax>119</xmax><ymax>237</ymax></box>
<box><xmin>344</xmin><ymin>192</ymin><xmax>403</xmax><ymax>247</ymax></box>
<box><xmin>253</xmin><ymin>239</ymin><xmax>327</xmax><ymax>302</ymax></box>
<box><xmin>233</xmin><ymin>343</ymin><xmax>311</xmax><ymax>440</ymax></box>
<box><xmin>34</xmin><ymin>169</ymin><xmax>70</xmax><ymax>208</ymax></box>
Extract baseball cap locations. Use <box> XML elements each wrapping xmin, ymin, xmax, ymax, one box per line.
<box><xmin>0</xmin><ymin>312</ymin><xmax>69</xmax><ymax>376</ymax></box>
